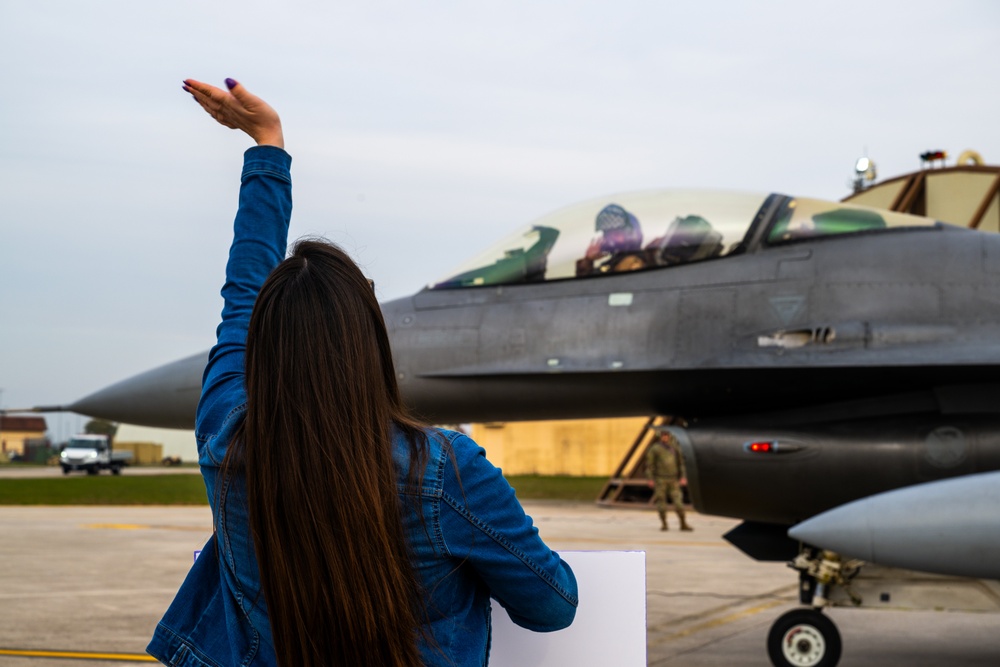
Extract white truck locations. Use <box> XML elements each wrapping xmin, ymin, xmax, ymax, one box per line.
<box><xmin>59</xmin><ymin>434</ymin><xmax>132</xmax><ymax>475</ymax></box>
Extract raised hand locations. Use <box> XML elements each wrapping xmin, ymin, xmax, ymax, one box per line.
<box><xmin>182</xmin><ymin>78</ymin><xmax>284</xmax><ymax>149</ymax></box>
<box><xmin>584</xmin><ymin>236</ymin><xmax>606</xmax><ymax>260</ymax></box>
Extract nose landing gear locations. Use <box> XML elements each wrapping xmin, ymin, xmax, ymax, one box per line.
<box><xmin>767</xmin><ymin>547</ymin><xmax>856</xmax><ymax>666</ymax></box>
<box><xmin>767</xmin><ymin>608</ymin><xmax>841</xmax><ymax>667</ymax></box>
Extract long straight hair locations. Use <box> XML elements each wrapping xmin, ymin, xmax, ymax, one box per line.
<box><xmin>222</xmin><ymin>239</ymin><xmax>428</xmax><ymax>667</ymax></box>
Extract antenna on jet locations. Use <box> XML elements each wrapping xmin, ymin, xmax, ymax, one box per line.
<box><xmin>851</xmin><ymin>151</ymin><xmax>877</xmax><ymax>193</ymax></box>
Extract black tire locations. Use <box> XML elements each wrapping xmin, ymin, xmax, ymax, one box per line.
<box><xmin>767</xmin><ymin>608</ymin><xmax>841</xmax><ymax>667</ymax></box>
<box><xmin>111</xmin><ymin>465</ymin><xmax>122</xmax><ymax>475</ymax></box>
<box><xmin>86</xmin><ymin>466</ymin><xmax>98</xmax><ymax>476</ymax></box>
<box><xmin>61</xmin><ymin>466</ymin><xmax>70</xmax><ymax>475</ymax></box>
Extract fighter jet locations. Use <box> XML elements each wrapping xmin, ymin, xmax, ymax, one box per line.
<box><xmin>36</xmin><ymin>182</ymin><xmax>1000</xmax><ymax>667</ymax></box>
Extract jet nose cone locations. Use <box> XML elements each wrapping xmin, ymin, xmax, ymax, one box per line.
<box><xmin>70</xmin><ymin>351</ymin><xmax>208</xmax><ymax>430</ymax></box>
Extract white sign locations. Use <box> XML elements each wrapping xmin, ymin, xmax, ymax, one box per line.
<box><xmin>490</xmin><ymin>551</ymin><xmax>646</xmax><ymax>666</ymax></box>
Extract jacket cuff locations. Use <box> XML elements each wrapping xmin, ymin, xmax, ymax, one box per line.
<box><xmin>241</xmin><ymin>145</ymin><xmax>292</xmax><ymax>183</ymax></box>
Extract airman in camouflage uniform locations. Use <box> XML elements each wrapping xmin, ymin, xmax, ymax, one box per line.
<box><xmin>646</xmin><ymin>429</ymin><xmax>692</xmax><ymax>531</ymax></box>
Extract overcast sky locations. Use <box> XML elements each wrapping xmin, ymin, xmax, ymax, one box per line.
<box><xmin>2</xmin><ymin>1</ymin><xmax>998</xmax><ymax>451</ymax></box>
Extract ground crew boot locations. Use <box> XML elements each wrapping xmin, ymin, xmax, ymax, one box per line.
<box><xmin>678</xmin><ymin>510</ymin><xmax>693</xmax><ymax>532</ymax></box>
<box><xmin>658</xmin><ymin>510</ymin><xmax>668</xmax><ymax>531</ymax></box>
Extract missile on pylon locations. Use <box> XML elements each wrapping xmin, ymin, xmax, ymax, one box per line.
<box><xmin>788</xmin><ymin>471</ymin><xmax>1000</xmax><ymax>580</ymax></box>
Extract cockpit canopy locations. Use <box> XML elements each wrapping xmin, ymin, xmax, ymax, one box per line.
<box><xmin>430</xmin><ymin>190</ymin><xmax>941</xmax><ymax>289</ymax></box>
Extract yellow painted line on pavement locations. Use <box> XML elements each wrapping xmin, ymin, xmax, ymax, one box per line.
<box><xmin>82</xmin><ymin>523</ymin><xmax>207</xmax><ymax>532</ymax></box>
<box><xmin>0</xmin><ymin>648</ymin><xmax>156</xmax><ymax>662</ymax></box>
<box><xmin>651</xmin><ymin>598</ymin><xmax>789</xmax><ymax>646</ymax></box>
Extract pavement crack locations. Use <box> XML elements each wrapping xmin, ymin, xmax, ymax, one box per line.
<box><xmin>648</xmin><ymin>584</ymin><xmax>797</xmax><ymax>635</ymax></box>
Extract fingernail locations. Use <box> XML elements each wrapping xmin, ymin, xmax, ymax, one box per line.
<box><xmin>225</xmin><ymin>78</ymin><xmax>238</xmax><ymax>90</ymax></box>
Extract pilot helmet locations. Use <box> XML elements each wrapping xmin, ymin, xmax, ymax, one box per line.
<box><xmin>595</xmin><ymin>204</ymin><xmax>642</xmax><ymax>252</ymax></box>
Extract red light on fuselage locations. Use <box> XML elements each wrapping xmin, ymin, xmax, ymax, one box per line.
<box><xmin>748</xmin><ymin>441</ymin><xmax>774</xmax><ymax>453</ymax></box>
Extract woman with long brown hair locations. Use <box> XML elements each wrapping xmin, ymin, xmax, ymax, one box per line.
<box><xmin>147</xmin><ymin>78</ymin><xmax>577</xmax><ymax>667</ymax></box>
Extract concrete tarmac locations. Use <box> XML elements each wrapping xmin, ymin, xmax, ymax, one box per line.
<box><xmin>0</xmin><ymin>501</ymin><xmax>996</xmax><ymax>666</ymax></box>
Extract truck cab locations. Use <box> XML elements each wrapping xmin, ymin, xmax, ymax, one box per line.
<box><xmin>59</xmin><ymin>434</ymin><xmax>131</xmax><ymax>475</ymax></box>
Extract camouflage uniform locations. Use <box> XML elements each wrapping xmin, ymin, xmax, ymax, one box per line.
<box><xmin>645</xmin><ymin>433</ymin><xmax>692</xmax><ymax>531</ymax></box>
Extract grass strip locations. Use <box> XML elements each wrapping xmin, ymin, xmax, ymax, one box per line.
<box><xmin>0</xmin><ymin>473</ymin><xmax>607</xmax><ymax>505</ymax></box>
<box><xmin>505</xmin><ymin>475</ymin><xmax>607</xmax><ymax>501</ymax></box>
<box><xmin>0</xmin><ymin>475</ymin><xmax>208</xmax><ymax>505</ymax></box>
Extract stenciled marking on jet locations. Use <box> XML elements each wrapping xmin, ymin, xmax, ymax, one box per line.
<box><xmin>768</xmin><ymin>295</ymin><xmax>806</xmax><ymax>326</ymax></box>
<box><xmin>924</xmin><ymin>426</ymin><xmax>966</xmax><ymax>468</ymax></box>
<box><xmin>609</xmin><ymin>292</ymin><xmax>633</xmax><ymax>307</ymax></box>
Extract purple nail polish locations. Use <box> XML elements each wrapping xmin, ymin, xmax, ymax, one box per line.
<box><xmin>225</xmin><ymin>78</ymin><xmax>237</xmax><ymax>90</ymax></box>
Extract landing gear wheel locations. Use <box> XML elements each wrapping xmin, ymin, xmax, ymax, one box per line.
<box><xmin>767</xmin><ymin>608</ymin><xmax>841</xmax><ymax>667</ymax></box>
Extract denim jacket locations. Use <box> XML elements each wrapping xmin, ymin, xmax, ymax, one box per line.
<box><xmin>147</xmin><ymin>146</ymin><xmax>577</xmax><ymax>667</ymax></box>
